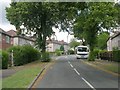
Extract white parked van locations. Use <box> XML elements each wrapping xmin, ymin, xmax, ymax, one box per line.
<box><xmin>75</xmin><ymin>46</ymin><xmax>89</xmax><ymax>59</ymax></box>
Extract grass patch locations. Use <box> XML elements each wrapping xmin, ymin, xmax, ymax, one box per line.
<box><xmin>85</xmin><ymin>60</ymin><xmax>119</xmax><ymax>74</ymax></box>
<box><xmin>2</xmin><ymin>60</ymin><xmax>48</xmax><ymax>88</ymax></box>
<box><xmin>102</xmin><ymin>64</ymin><xmax>119</xmax><ymax>74</ymax></box>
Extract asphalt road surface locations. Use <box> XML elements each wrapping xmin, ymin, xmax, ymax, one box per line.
<box><xmin>36</xmin><ymin>55</ymin><xmax>119</xmax><ymax>89</ymax></box>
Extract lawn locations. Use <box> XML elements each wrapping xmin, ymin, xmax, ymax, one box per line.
<box><xmin>84</xmin><ymin>60</ymin><xmax>119</xmax><ymax>75</ymax></box>
<box><xmin>2</xmin><ymin>60</ymin><xmax>48</xmax><ymax>88</ymax></box>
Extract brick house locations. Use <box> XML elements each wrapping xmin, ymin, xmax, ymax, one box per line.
<box><xmin>0</xmin><ymin>28</ymin><xmax>35</xmax><ymax>50</ymax></box>
<box><xmin>0</xmin><ymin>28</ymin><xmax>12</xmax><ymax>50</ymax></box>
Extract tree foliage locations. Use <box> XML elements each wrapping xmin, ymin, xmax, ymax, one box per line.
<box><xmin>96</xmin><ymin>32</ymin><xmax>109</xmax><ymax>50</ymax></box>
<box><xmin>69</xmin><ymin>38</ymin><xmax>80</xmax><ymax>50</ymax></box>
<box><xmin>73</xmin><ymin>2</ymin><xmax>119</xmax><ymax>61</ymax></box>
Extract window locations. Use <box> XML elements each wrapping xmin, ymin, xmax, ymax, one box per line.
<box><xmin>6</xmin><ymin>36</ymin><xmax>10</xmax><ymax>43</ymax></box>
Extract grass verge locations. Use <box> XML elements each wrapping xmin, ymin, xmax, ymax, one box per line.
<box><xmin>2</xmin><ymin>60</ymin><xmax>48</xmax><ymax>88</ymax></box>
<box><xmin>83</xmin><ymin>60</ymin><xmax>119</xmax><ymax>75</ymax></box>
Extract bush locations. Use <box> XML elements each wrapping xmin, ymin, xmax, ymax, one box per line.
<box><xmin>55</xmin><ymin>49</ymin><xmax>61</xmax><ymax>56</ymax></box>
<box><xmin>93</xmin><ymin>49</ymin><xmax>100</xmax><ymax>59</ymax></box>
<box><xmin>112</xmin><ymin>50</ymin><xmax>120</xmax><ymax>62</ymax></box>
<box><xmin>7</xmin><ymin>45</ymin><xmax>40</xmax><ymax>66</ymax></box>
<box><xmin>88</xmin><ymin>51</ymin><xmax>95</xmax><ymax>61</ymax></box>
<box><xmin>67</xmin><ymin>50</ymin><xmax>74</xmax><ymax>55</ymax></box>
<box><xmin>41</xmin><ymin>52</ymin><xmax>50</xmax><ymax>62</ymax></box>
<box><xmin>2</xmin><ymin>51</ymin><xmax>9</xmax><ymax>69</ymax></box>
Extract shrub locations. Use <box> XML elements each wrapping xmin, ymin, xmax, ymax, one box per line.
<box><xmin>7</xmin><ymin>45</ymin><xmax>40</xmax><ymax>66</ymax></box>
<box><xmin>112</xmin><ymin>50</ymin><xmax>120</xmax><ymax>62</ymax></box>
<box><xmin>55</xmin><ymin>49</ymin><xmax>61</xmax><ymax>56</ymax></box>
<box><xmin>41</xmin><ymin>52</ymin><xmax>50</xmax><ymax>62</ymax></box>
<box><xmin>67</xmin><ymin>50</ymin><xmax>74</xmax><ymax>55</ymax></box>
<box><xmin>2</xmin><ymin>51</ymin><xmax>9</xmax><ymax>69</ymax></box>
<box><xmin>93</xmin><ymin>49</ymin><xmax>100</xmax><ymax>59</ymax></box>
<box><xmin>88</xmin><ymin>51</ymin><xmax>95</xmax><ymax>61</ymax></box>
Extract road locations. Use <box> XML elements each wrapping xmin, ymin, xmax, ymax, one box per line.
<box><xmin>36</xmin><ymin>55</ymin><xmax>119</xmax><ymax>89</ymax></box>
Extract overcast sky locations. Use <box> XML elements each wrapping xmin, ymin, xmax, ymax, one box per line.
<box><xmin>0</xmin><ymin>0</ymin><xmax>74</xmax><ymax>43</ymax></box>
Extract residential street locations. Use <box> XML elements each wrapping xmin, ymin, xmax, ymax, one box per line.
<box><xmin>36</xmin><ymin>55</ymin><xmax>119</xmax><ymax>89</ymax></box>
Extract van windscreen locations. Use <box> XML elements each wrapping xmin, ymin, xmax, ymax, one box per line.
<box><xmin>78</xmin><ymin>47</ymin><xmax>87</xmax><ymax>52</ymax></box>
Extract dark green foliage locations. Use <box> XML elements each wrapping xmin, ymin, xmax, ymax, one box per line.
<box><xmin>113</xmin><ymin>50</ymin><xmax>120</xmax><ymax>62</ymax></box>
<box><xmin>88</xmin><ymin>51</ymin><xmax>95</xmax><ymax>61</ymax></box>
<box><xmin>41</xmin><ymin>52</ymin><xmax>50</xmax><ymax>62</ymax></box>
<box><xmin>60</xmin><ymin>45</ymin><xmax>64</xmax><ymax>51</ymax></box>
<box><xmin>2</xmin><ymin>51</ymin><xmax>9</xmax><ymax>69</ymax></box>
<box><xmin>99</xmin><ymin>50</ymin><xmax>120</xmax><ymax>62</ymax></box>
<box><xmin>7</xmin><ymin>45</ymin><xmax>40</xmax><ymax>66</ymax></box>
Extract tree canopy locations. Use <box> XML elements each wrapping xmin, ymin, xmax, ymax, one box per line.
<box><xmin>69</xmin><ymin>38</ymin><xmax>80</xmax><ymax>50</ymax></box>
<box><xmin>73</xmin><ymin>2</ymin><xmax>119</xmax><ymax>61</ymax></box>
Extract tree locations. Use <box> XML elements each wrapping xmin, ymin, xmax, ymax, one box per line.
<box><xmin>6</xmin><ymin>2</ymin><xmax>56</xmax><ymax>53</ymax></box>
<box><xmin>96</xmin><ymin>32</ymin><xmax>109</xmax><ymax>50</ymax></box>
<box><xmin>69</xmin><ymin>38</ymin><xmax>80</xmax><ymax>50</ymax></box>
<box><xmin>73</xmin><ymin>2</ymin><xmax>119</xmax><ymax>61</ymax></box>
<box><xmin>60</xmin><ymin>45</ymin><xmax>64</xmax><ymax>52</ymax></box>
<box><xmin>6</xmin><ymin>2</ymin><xmax>87</xmax><ymax>61</ymax></box>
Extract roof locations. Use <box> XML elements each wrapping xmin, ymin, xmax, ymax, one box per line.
<box><xmin>107</xmin><ymin>32</ymin><xmax>120</xmax><ymax>41</ymax></box>
<box><xmin>6</xmin><ymin>30</ymin><xmax>17</xmax><ymax>36</ymax></box>
<box><xmin>14</xmin><ymin>35</ymin><xmax>35</xmax><ymax>42</ymax></box>
<box><xmin>0</xmin><ymin>29</ymin><xmax>35</xmax><ymax>42</ymax></box>
<box><xmin>0</xmin><ymin>28</ymin><xmax>11</xmax><ymax>37</ymax></box>
<box><xmin>47</xmin><ymin>40</ymin><xmax>68</xmax><ymax>45</ymax></box>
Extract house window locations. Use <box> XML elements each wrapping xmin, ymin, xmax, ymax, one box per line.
<box><xmin>6</xmin><ymin>36</ymin><xmax>10</xmax><ymax>43</ymax></box>
<box><xmin>0</xmin><ymin>33</ymin><xmax>1</xmax><ymax>42</ymax></box>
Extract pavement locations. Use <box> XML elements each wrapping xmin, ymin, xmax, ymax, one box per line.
<box><xmin>35</xmin><ymin>55</ymin><xmax>119</xmax><ymax>89</ymax></box>
<box><xmin>2</xmin><ymin>66</ymin><xmax>25</xmax><ymax>78</ymax></box>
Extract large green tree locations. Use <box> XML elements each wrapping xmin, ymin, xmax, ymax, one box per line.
<box><xmin>6</xmin><ymin>2</ymin><xmax>87</xmax><ymax>61</ymax></box>
<box><xmin>73</xmin><ymin>2</ymin><xmax>119</xmax><ymax>61</ymax></box>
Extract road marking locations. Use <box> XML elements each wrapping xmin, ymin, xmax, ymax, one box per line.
<box><xmin>81</xmin><ymin>77</ymin><xmax>96</xmax><ymax>90</ymax></box>
<box><xmin>74</xmin><ymin>68</ymin><xmax>80</xmax><ymax>75</ymax></box>
<box><xmin>68</xmin><ymin>61</ymin><xmax>70</xmax><ymax>64</ymax></box>
<box><xmin>70</xmin><ymin>64</ymin><xmax>74</xmax><ymax>68</ymax></box>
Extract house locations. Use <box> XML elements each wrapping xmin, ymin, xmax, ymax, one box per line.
<box><xmin>107</xmin><ymin>32</ymin><xmax>120</xmax><ymax>51</ymax></box>
<box><xmin>46</xmin><ymin>39</ymin><xmax>69</xmax><ymax>52</ymax></box>
<box><xmin>0</xmin><ymin>28</ymin><xmax>12</xmax><ymax>50</ymax></box>
<box><xmin>0</xmin><ymin>29</ymin><xmax>35</xmax><ymax>50</ymax></box>
<box><xmin>7</xmin><ymin>30</ymin><xmax>35</xmax><ymax>46</ymax></box>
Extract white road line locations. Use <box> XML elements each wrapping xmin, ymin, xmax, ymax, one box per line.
<box><xmin>68</xmin><ymin>61</ymin><xmax>70</xmax><ymax>64</ymax></box>
<box><xmin>74</xmin><ymin>68</ymin><xmax>80</xmax><ymax>75</ymax></box>
<box><xmin>70</xmin><ymin>64</ymin><xmax>74</xmax><ymax>68</ymax></box>
<box><xmin>81</xmin><ymin>77</ymin><xmax>96</xmax><ymax>90</ymax></box>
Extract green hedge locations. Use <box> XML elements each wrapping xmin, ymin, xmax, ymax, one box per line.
<box><xmin>112</xmin><ymin>50</ymin><xmax>120</xmax><ymax>62</ymax></box>
<box><xmin>2</xmin><ymin>51</ymin><xmax>9</xmax><ymax>69</ymax></box>
<box><xmin>7</xmin><ymin>45</ymin><xmax>40</xmax><ymax>66</ymax></box>
<box><xmin>99</xmin><ymin>50</ymin><xmax>120</xmax><ymax>62</ymax></box>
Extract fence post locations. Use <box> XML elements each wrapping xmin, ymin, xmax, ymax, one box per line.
<box><xmin>11</xmin><ymin>50</ymin><xmax>14</xmax><ymax>66</ymax></box>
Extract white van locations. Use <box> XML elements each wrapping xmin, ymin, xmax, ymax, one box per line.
<box><xmin>75</xmin><ymin>46</ymin><xmax>89</xmax><ymax>59</ymax></box>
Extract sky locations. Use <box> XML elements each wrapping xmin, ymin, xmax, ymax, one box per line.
<box><xmin>0</xmin><ymin>0</ymin><xmax>74</xmax><ymax>43</ymax></box>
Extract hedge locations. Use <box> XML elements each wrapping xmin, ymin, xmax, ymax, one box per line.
<box><xmin>7</xmin><ymin>45</ymin><xmax>40</xmax><ymax>66</ymax></box>
<box><xmin>1</xmin><ymin>51</ymin><xmax>9</xmax><ymax>69</ymax></box>
<box><xmin>99</xmin><ymin>50</ymin><xmax>120</xmax><ymax>62</ymax></box>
